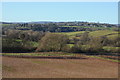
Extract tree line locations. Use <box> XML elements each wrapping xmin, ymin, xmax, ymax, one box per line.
<box><xmin>2</xmin><ymin>22</ymin><xmax>118</xmax><ymax>34</ymax></box>
<box><xmin>2</xmin><ymin>29</ymin><xmax>120</xmax><ymax>54</ymax></box>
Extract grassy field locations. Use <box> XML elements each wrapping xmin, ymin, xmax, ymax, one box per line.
<box><xmin>54</xmin><ymin>30</ymin><xmax>119</xmax><ymax>38</ymax></box>
<box><xmin>107</xmin><ymin>34</ymin><xmax>119</xmax><ymax>40</ymax></box>
<box><xmin>55</xmin><ymin>31</ymin><xmax>85</xmax><ymax>36</ymax></box>
<box><xmin>89</xmin><ymin>30</ymin><xmax>119</xmax><ymax>37</ymax></box>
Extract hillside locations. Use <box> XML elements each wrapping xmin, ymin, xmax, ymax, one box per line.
<box><xmin>2</xmin><ymin>21</ymin><xmax>119</xmax><ymax>54</ymax></box>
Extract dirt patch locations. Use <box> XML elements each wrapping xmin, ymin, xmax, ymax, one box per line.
<box><xmin>2</xmin><ymin>56</ymin><xmax>118</xmax><ymax>78</ymax></box>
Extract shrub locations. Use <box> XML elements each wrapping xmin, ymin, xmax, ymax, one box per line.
<box><xmin>36</xmin><ymin>33</ymin><xmax>69</xmax><ymax>52</ymax></box>
<box><xmin>61</xmin><ymin>45</ymin><xmax>71</xmax><ymax>52</ymax></box>
<box><xmin>81</xmin><ymin>37</ymin><xmax>102</xmax><ymax>53</ymax></box>
<box><xmin>87</xmin><ymin>37</ymin><xmax>103</xmax><ymax>53</ymax></box>
<box><xmin>113</xmin><ymin>36</ymin><xmax>120</xmax><ymax>47</ymax></box>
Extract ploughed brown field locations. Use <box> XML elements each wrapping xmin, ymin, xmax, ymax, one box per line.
<box><xmin>2</xmin><ymin>56</ymin><xmax>118</xmax><ymax>78</ymax></box>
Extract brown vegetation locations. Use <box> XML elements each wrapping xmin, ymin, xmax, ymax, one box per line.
<box><xmin>2</xmin><ymin>56</ymin><xmax>118</xmax><ymax>78</ymax></box>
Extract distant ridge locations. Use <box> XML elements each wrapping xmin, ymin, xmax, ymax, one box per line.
<box><xmin>1</xmin><ymin>21</ymin><xmax>119</xmax><ymax>26</ymax></box>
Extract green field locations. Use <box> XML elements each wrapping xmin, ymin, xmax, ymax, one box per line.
<box><xmin>89</xmin><ymin>30</ymin><xmax>118</xmax><ymax>37</ymax></box>
<box><xmin>54</xmin><ymin>31</ymin><xmax>85</xmax><ymax>36</ymax></box>
<box><xmin>55</xmin><ymin>30</ymin><xmax>118</xmax><ymax>36</ymax></box>
<box><xmin>107</xmin><ymin>34</ymin><xmax>119</xmax><ymax>40</ymax></box>
<box><xmin>54</xmin><ymin>30</ymin><xmax>119</xmax><ymax>40</ymax></box>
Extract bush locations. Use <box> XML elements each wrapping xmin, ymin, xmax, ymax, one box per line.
<box><xmin>36</xmin><ymin>33</ymin><xmax>69</xmax><ymax>52</ymax></box>
<box><xmin>100</xmin><ymin>36</ymin><xmax>111</xmax><ymax>46</ymax></box>
<box><xmin>79</xmin><ymin>31</ymin><xmax>90</xmax><ymax>45</ymax></box>
<box><xmin>113</xmin><ymin>36</ymin><xmax>120</xmax><ymax>47</ymax></box>
<box><xmin>70</xmin><ymin>45</ymin><xmax>82</xmax><ymax>53</ymax></box>
<box><xmin>75</xmin><ymin>37</ymin><xmax>103</xmax><ymax>53</ymax></box>
<box><xmin>87</xmin><ymin>37</ymin><xmax>103</xmax><ymax>53</ymax></box>
<box><xmin>61</xmin><ymin>45</ymin><xmax>71</xmax><ymax>52</ymax></box>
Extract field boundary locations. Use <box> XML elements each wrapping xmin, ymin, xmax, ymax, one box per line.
<box><xmin>2</xmin><ymin>55</ymin><xmax>87</xmax><ymax>59</ymax></box>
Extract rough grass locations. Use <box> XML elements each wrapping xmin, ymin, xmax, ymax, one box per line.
<box><xmin>2</xmin><ymin>52</ymin><xmax>119</xmax><ymax>63</ymax></box>
<box><xmin>80</xmin><ymin>45</ymin><xmax>119</xmax><ymax>52</ymax></box>
<box><xmin>2</xmin><ymin>52</ymin><xmax>76</xmax><ymax>56</ymax></box>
